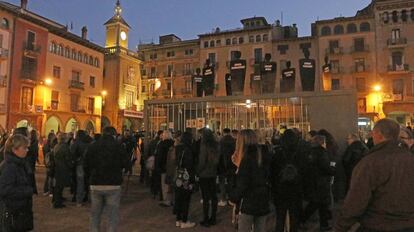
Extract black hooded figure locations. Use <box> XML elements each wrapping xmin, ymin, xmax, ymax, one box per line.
<box><xmin>193</xmin><ymin>68</ymin><xmax>203</xmax><ymax>97</ymax></box>
<box><xmin>225</xmin><ymin>73</ymin><xmax>232</xmax><ymax>96</ymax></box>
<box><xmin>281</xmin><ymin>61</ymin><xmax>296</xmax><ymax>93</ymax></box>
<box><xmin>299</xmin><ymin>48</ymin><xmax>316</xmax><ymax>91</ymax></box>
<box><xmin>261</xmin><ymin>53</ymin><xmax>277</xmax><ymax>94</ymax></box>
<box><xmin>230</xmin><ymin>51</ymin><xmax>247</xmax><ymax>95</ymax></box>
<box><xmin>322</xmin><ymin>56</ymin><xmax>332</xmax><ymax>91</ymax></box>
<box><xmin>202</xmin><ymin>59</ymin><xmax>215</xmax><ymax>96</ymax></box>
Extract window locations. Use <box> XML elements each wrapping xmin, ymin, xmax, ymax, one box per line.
<box><xmin>383</xmin><ymin>12</ymin><xmax>390</xmax><ymax>23</ymax></box>
<box><xmin>256</xmin><ymin>35</ymin><xmax>262</xmax><ymax>42</ymax></box>
<box><xmin>150</xmin><ymin>67</ymin><xmax>156</xmax><ymax>78</ymax></box>
<box><xmin>89</xmin><ymin>76</ymin><xmax>95</xmax><ymax>87</ymax></box>
<box><xmin>329</xmin><ymin>40</ymin><xmax>339</xmax><ymax>53</ymax></box>
<box><xmin>331</xmin><ymin>60</ymin><xmax>340</xmax><ymax>73</ymax></box>
<box><xmin>232</xmin><ymin>37</ymin><xmax>237</xmax><ymax>45</ymax></box>
<box><xmin>347</xmin><ymin>23</ymin><xmax>357</xmax><ymax>33</ymax></box>
<box><xmin>355</xmin><ymin>58</ymin><xmax>366</xmax><ymax>72</ymax></box>
<box><xmin>216</xmin><ymin>40</ymin><xmax>221</xmax><ymax>46</ymax></box>
<box><xmin>356</xmin><ymin>78</ymin><xmax>366</xmax><ymax>92</ymax></box>
<box><xmin>53</xmin><ymin>66</ymin><xmax>61</xmax><ymax>78</ymax></box>
<box><xmin>226</xmin><ymin>38</ymin><xmax>231</xmax><ymax>45</ymax></box>
<box><xmin>49</xmin><ymin>42</ymin><xmax>56</xmax><ymax>53</ymax></box>
<box><xmin>391</xmin><ymin>28</ymin><xmax>401</xmax><ymax>40</ymax></box>
<box><xmin>1</xmin><ymin>18</ymin><xmax>9</xmax><ymax>29</ymax></box>
<box><xmin>167</xmin><ymin>82</ymin><xmax>172</xmax><ymax>91</ymax></box>
<box><xmin>72</xmin><ymin>70</ymin><xmax>81</xmax><ymax>81</ymax></box>
<box><xmin>354</xmin><ymin>38</ymin><xmax>365</xmax><ymax>51</ymax></box>
<box><xmin>184</xmin><ymin>63</ymin><xmax>192</xmax><ymax>75</ymax></box>
<box><xmin>57</xmin><ymin>44</ymin><xmax>63</xmax><ymax>56</ymax></box>
<box><xmin>401</xmin><ymin>10</ymin><xmax>408</xmax><ymax>22</ymax></box>
<box><xmin>89</xmin><ymin>56</ymin><xmax>93</xmax><ymax>65</ymax></box>
<box><xmin>204</xmin><ymin>41</ymin><xmax>209</xmax><ymax>48</ymax></box>
<box><xmin>21</xmin><ymin>57</ymin><xmax>37</xmax><ymax>80</ymax></box>
<box><xmin>239</xmin><ymin>37</ymin><xmax>244</xmax><ymax>44</ymax></box>
<box><xmin>167</xmin><ymin>51</ymin><xmax>175</xmax><ymax>57</ymax></box>
<box><xmin>360</xmin><ymin>22</ymin><xmax>371</xmax><ymax>32</ymax></box>
<box><xmin>149</xmin><ymin>53</ymin><xmax>158</xmax><ymax>60</ymax></box>
<box><xmin>334</xmin><ymin>25</ymin><xmax>344</xmax><ymax>35</ymax></box>
<box><xmin>167</xmin><ymin>64</ymin><xmax>173</xmax><ymax>76</ymax></box>
<box><xmin>88</xmin><ymin>97</ymin><xmax>95</xmax><ymax>114</ymax></box>
<box><xmin>141</xmin><ymin>85</ymin><xmax>146</xmax><ymax>93</ymax></box>
<box><xmin>65</xmin><ymin>47</ymin><xmax>70</xmax><ymax>58</ymax></box>
<box><xmin>185</xmin><ymin>49</ymin><xmax>193</xmax><ymax>56</ymax></box>
<box><xmin>393</xmin><ymin>79</ymin><xmax>404</xmax><ymax>96</ymax></box>
<box><xmin>126</xmin><ymin>66</ymin><xmax>135</xmax><ymax>84</ymax></box>
<box><xmin>94</xmin><ymin>58</ymin><xmax>100</xmax><ymax>67</ymax></box>
<box><xmin>230</xmin><ymin>51</ymin><xmax>239</xmax><ymax>61</ymax></box>
<box><xmin>411</xmin><ymin>9</ymin><xmax>414</xmax><ymax>21</ymax></box>
<box><xmin>210</xmin><ymin>40</ymin><xmax>215</xmax><ymax>47</ymax></box>
<box><xmin>254</xmin><ymin>48</ymin><xmax>263</xmax><ymax>63</ymax></box>
<box><xmin>392</xmin><ymin>51</ymin><xmax>403</xmax><ymax>66</ymax></box>
<box><xmin>83</xmin><ymin>54</ymin><xmax>88</xmax><ymax>63</ymax></box>
<box><xmin>263</xmin><ymin>34</ymin><xmax>269</xmax><ymax>42</ymax></box>
<box><xmin>51</xmin><ymin>91</ymin><xmax>59</xmax><ymax>110</ymax></box>
<box><xmin>392</xmin><ymin>11</ymin><xmax>399</xmax><ymax>23</ymax></box>
<box><xmin>26</xmin><ymin>31</ymin><xmax>36</xmax><ymax>50</ymax></box>
<box><xmin>21</xmin><ymin>87</ymin><xmax>33</xmax><ymax>110</ymax></box>
<box><xmin>70</xmin><ymin>94</ymin><xmax>79</xmax><ymax>111</ymax></box>
<box><xmin>71</xmin><ymin>49</ymin><xmax>76</xmax><ymax>60</ymax></box>
<box><xmin>249</xmin><ymin>35</ymin><xmax>254</xmax><ymax>43</ymax></box>
<box><xmin>321</xmin><ymin>26</ymin><xmax>331</xmax><ymax>36</ymax></box>
<box><xmin>278</xmin><ymin>45</ymin><xmax>288</xmax><ymax>55</ymax></box>
<box><xmin>77</xmin><ymin>51</ymin><xmax>82</xmax><ymax>62</ymax></box>
<box><xmin>125</xmin><ymin>90</ymin><xmax>134</xmax><ymax>109</ymax></box>
<box><xmin>332</xmin><ymin>79</ymin><xmax>340</xmax><ymax>90</ymax></box>
<box><xmin>208</xmin><ymin>53</ymin><xmax>216</xmax><ymax>65</ymax></box>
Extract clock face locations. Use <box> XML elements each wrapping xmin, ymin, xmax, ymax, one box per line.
<box><xmin>120</xmin><ymin>31</ymin><xmax>127</xmax><ymax>41</ymax></box>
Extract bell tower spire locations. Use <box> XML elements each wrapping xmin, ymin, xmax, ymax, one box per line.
<box><xmin>104</xmin><ymin>0</ymin><xmax>130</xmax><ymax>48</ymax></box>
<box><xmin>115</xmin><ymin>0</ymin><xmax>122</xmax><ymax>18</ymax></box>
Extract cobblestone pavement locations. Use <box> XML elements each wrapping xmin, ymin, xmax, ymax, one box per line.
<box><xmin>32</xmin><ymin>167</ymin><xmax>343</xmax><ymax>232</ymax></box>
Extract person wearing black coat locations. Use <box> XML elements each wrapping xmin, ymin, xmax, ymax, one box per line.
<box><xmin>230</xmin><ymin>142</ymin><xmax>271</xmax><ymax>232</ymax></box>
<box><xmin>271</xmin><ymin>129</ymin><xmax>305</xmax><ymax>232</ymax></box>
<box><xmin>0</xmin><ymin>134</ymin><xmax>33</xmax><ymax>231</ymax></box>
<box><xmin>148</xmin><ymin>131</ymin><xmax>162</xmax><ymax>197</ymax></box>
<box><xmin>301</xmin><ymin>135</ymin><xmax>336</xmax><ymax>230</ymax></box>
<box><xmin>43</xmin><ymin>133</ymin><xmax>57</xmax><ymax>195</ymax></box>
<box><xmin>174</xmin><ymin>132</ymin><xmax>197</xmax><ymax>229</ymax></box>
<box><xmin>342</xmin><ymin>134</ymin><xmax>368</xmax><ymax>194</ymax></box>
<box><xmin>70</xmin><ymin>130</ymin><xmax>91</xmax><ymax>205</ymax></box>
<box><xmin>218</xmin><ymin>128</ymin><xmax>236</xmax><ymax>205</ymax></box>
<box><xmin>155</xmin><ymin>131</ymin><xmax>175</xmax><ymax>206</ymax></box>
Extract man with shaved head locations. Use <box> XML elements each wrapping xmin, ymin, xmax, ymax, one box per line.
<box><xmin>335</xmin><ymin>119</ymin><xmax>414</xmax><ymax>231</ymax></box>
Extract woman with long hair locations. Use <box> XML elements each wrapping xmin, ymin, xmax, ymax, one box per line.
<box><xmin>0</xmin><ymin>134</ymin><xmax>34</xmax><ymax>231</ymax></box>
<box><xmin>230</xmin><ymin>129</ymin><xmax>271</xmax><ymax>232</ymax></box>
<box><xmin>197</xmin><ymin>128</ymin><xmax>219</xmax><ymax>227</ymax></box>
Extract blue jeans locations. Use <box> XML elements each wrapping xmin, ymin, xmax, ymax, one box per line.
<box><xmin>76</xmin><ymin>165</ymin><xmax>85</xmax><ymax>204</ymax></box>
<box><xmin>90</xmin><ymin>188</ymin><xmax>121</xmax><ymax>232</ymax></box>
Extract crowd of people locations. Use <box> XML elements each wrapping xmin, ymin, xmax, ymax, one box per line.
<box><xmin>0</xmin><ymin>118</ymin><xmax>414</xmax><ymax>231</ymax></box>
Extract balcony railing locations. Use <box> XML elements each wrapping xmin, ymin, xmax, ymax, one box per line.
<box><xmin>0</xmin><ymin>75</ymin><xmax>6</xmax><ymax>87</ymax></box>
<box><xmin>388</xmin><ymin>64</ymin><xmax>410</xmax><ymax>72</ymax></box>
<box><xmin>0</xmin><ymin>48</ymin><xmax>9</xmax><ymax>59</ymax></box>
<box><xmin>331</xmin><ymin>66</ymin><xmax>344</xmax><ymax>74</ymax></box>
<box><xmin>69</xmin><ymin>80</ymin><xmax>85</xmax><ymax>90</ymax></box>
<box><xmin>350</xmin><ymin>45</ymin><xmax>370</xmax><ymax>53</ymax></box>
<box><xmin>23</xmin><ymin>42</ymin><xmax>41</xmax><ymax>57</ymax></box>
<box><xmin>181</xmin><ymin>88</ymin><xmax>192</xmax><ymax>95</ymax></box>
<box><xmin>325</xmin><ymin>47</ymin><xmax>344</xmax><ymax>55</ymax></box>
<box><xmin>387</xmin><ymin>38</ymin><xmax>407</xmax><ymax>47</ymax></box>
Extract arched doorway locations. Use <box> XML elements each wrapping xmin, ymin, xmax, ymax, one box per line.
<box><xmin>101</xmin><ymin>116</ymin><xmax>111</xmax><ymax>130</ymax></box>
<box><xmin>16</xmin><ymin>119</ymin><xmax>29</xmax><ymax>128</ymax></box>
<box><xmin>65</xmin><ymin>118</ymin><xmax>79</xmax><ymax>133</ymax></box>
<box><xmin>85</xmin><ymin>120</ymin><xmax>95</xmax><ymax>134</ymax></box>
<box><xmin>45</xmin><ymin>116</ymin><xmax>61</xmax><ymax>135</ymax></box>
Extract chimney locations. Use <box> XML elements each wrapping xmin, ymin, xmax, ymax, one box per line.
<box><xmin>81</xmin><ymin>26</ymin><xmax>88</xmax><ymax>40</ymax></box>
<box><xmin>21</xmin><ymin>0</ymin><xmax>28</xmax><ymax>10</ymax></box>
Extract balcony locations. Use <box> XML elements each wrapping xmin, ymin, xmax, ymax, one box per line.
<box><xmin>352</xmin><ymin>65</ymin><xmax>371</xmax><ymax>73</ymax></box>
<box><xmin>0</xmin><ymin>48</ymin><xmax>9</xmax><ymax>59</ymax></box>
<box><xmin>23</xmin><ymin>42</ymin><xmax>41</xmax><ymax>58</ymax></box>
<box><xmin>163</xmin><ymin>71</ymin><xmax>176</xmax><ymax>78</ymax></box>
<box><xmin>350</xmin><ymin>45</ymin><xmax>370</xmax><ymax>53</ymax></box>
<box><xmin>388</xmin><ymin>64</ymin><xmax>410</xmax><ymax>73</ymax></box>
<box><xmin>69</xmin><ymin>80</ymin><xmax>85</xmax><ymax>90</ymax></box>
<box><xmin>0</xmin><ymin>75</ymin><xmax>6</xmax><ymax>87</ymax></box>
<box><xmin>20</xmin><ymin>68</ymin><xmax>37</xmax><ymax>82</ymax></box>
<box><xmin>387</xmin><ymin>38</ymin><xmax>407</xmax><ymax>48</ymax></box>
<box><xmin>325</xmin><ymin>47</ymin><xmax>344</xmax><ymax>56</ymax></box>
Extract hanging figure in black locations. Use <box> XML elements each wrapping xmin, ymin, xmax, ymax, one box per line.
<box><xmin>261</xmin><ymin>53</ymin><xmax>277</xmax><ymax>94</ymax></box>
<box><xmin>225</xmin><ymin>73</ymin><xmax>232</xmax><ymax>96</ymax></box>
<box><xmin>203</xmin><ymin>59</ymin><xmax>215</xmax><ymax>96</ymax></box>
<box><xmin>281</xmin><ymin>61</ymin><xmax>296</xmax><ymax>93</ymax></box>
<box><xmin>193</xmin><ymin>68</ymin><xmax>203</xmax><ymax>97</ymax></box>
<box><xmin>299</xmin><ymin>48</ymin><xmax>316</xmax><ymax>91</ymax></box>
<box><xmin>230</xmin><ymin>51</ymin><xmax>246</xmax><ymax>95</ymax></box>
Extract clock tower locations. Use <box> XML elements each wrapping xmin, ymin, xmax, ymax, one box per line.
<box><xmin>104</xmin><ymin>0</ymin><xmax>130</xmax><ymax>48</ymax></box>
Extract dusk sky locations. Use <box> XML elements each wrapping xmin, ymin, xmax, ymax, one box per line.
<box><xmin>7</xmin><ymin>0</ymin><xmax>371</xmax><ymax>48</ymax></box>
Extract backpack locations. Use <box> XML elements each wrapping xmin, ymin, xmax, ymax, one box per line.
<box><xmin>175</xmin><ymin>150</ymin><xmax>191</xmax><ymax>190</ymax></box>
<box><xmin>279</xmin><ymin>150</ymin><xmax>299</xmax><ymax>184</ymax></box>
<box><xmin>146</xmin><ymin>156</ymin><xmax>155</xmax><ymax>171</ymax></box>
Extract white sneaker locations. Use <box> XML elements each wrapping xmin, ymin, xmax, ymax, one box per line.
<box><xmin>218</xmin><ymin>200</ymin><xmax>227</xmax><ymax>207</ymax></box>
<box><xmin>176</xmin><ymin>221</ymin><xmax>181</xmax><ymax>227</ymax></box>
<box><xmin>180</xmin><ymin>221</ymin><xmax>196</xmax><ymax>229</ymax></box>
<box><xmin>200</xmin><ymin>199</ymin><xmax>203</xmax><ymax>204</ymax></box>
